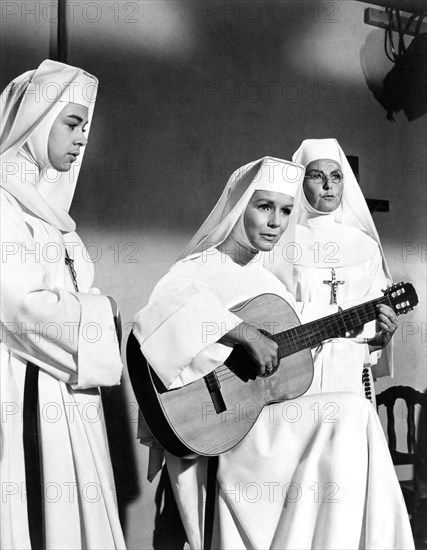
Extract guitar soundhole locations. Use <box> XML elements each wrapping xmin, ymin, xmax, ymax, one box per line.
<box><xmin>258</xmin><ymin>363</ymin><xmax>280</xmax><ymax>378</ymax></box>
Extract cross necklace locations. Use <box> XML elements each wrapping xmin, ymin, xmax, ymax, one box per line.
<box><xmin>323</xmin><ymin>268</ymin><xmax>345</xmax><ymax>305</ymax></box>
<box><xmin>65</xmin><ymin>249</ymin><xmax>79</xmax><ymax>292</ymax></box>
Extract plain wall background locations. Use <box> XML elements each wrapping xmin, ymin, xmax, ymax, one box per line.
<box><xmin>2</xmin><ymin>1</ymin><xmax>426</xmax><ymax>547</ymax></box>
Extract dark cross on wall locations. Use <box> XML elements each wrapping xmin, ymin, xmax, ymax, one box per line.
<box><xmin>347</xmin><ymin>155</ymin><xmax>389</xmax><ymax>213</ymax></box>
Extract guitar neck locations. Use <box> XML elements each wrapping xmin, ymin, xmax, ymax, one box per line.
<box><xmin>275</xmin><ymin>295</ymin><xmax>391</xmax><ymax>358</ymax></box>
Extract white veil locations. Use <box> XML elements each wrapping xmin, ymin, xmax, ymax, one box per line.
<box><xmin>178</xmin><ymin>156</ymin><xmax>305</xmax><ymax>261</ymax></box>
<box><xmin>0</xmin><ymin>59</ymin><xmax>98</xmax><ymax>232</ymax></box>
<box><xmin>266</xmin><ymin>138</ymin><xmax>392</xmax><ymax>288</ymax></box>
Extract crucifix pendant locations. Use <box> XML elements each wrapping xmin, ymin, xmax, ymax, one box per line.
<box><xmin>323</xmin><ymin>268</ymin><xmax>345</xmax><ymax>305</ymax></box>
<box><xmin>65</xmin><ymin>249</ymin><xmax>79</xmax><ymax>292</ymax></box>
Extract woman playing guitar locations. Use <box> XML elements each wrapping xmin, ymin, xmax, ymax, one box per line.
<box><xmin>131</xmin><ymin>157</ymin><xmax>414</xmax><ymax>550</ymax></box>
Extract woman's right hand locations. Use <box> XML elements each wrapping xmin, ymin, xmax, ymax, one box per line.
<box><xmin>220</xmin><ymin>321</ymin><xmax>279</xmax><ymax>376</ymax></box>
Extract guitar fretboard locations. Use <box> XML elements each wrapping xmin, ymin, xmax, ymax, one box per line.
<box><xmin>274</xmin><ymin>295</ymin><xmax>391</xmax><ymax>358</ymax></box>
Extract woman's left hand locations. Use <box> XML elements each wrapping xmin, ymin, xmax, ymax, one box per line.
<box><xmin>368</xmin><ymin>304</ymin><xmax>398</xmax><ymax>352</ymax></box>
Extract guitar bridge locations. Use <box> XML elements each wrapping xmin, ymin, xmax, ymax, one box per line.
<box><xmin>204</xmin><ymin>371</ymin><xmax>227</xmax><ymax>414</ymax></box>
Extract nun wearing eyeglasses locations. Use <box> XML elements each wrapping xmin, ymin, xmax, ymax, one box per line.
<box><xmin>133</xmin><ymin>157</ymin><xmax>413</xmax><ymax>550</ymax></box>
<box><xmin>266</xmin><ymin>139</ymin><xmax>396</xmax><ymax>403</ymax></box>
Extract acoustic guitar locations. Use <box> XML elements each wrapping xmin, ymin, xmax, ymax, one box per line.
<box><xmin>127</xmin><ymin>282</ymin><xmax>418</xmax><ymax>458</ymax></box>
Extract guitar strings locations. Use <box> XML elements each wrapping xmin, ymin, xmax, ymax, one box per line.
<box><xmin>215</xmin><ymin>295</ymin><xmax>393</xmax><ymax>381</ymax></box>
<box><xmin>274</xmin><ymin>297</ymin><xmax>390</xmax><ymax>356</ymax></box>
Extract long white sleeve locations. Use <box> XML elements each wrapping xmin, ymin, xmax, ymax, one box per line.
<box><xmin>1</xmin><ymin>189</ymin><xmax>123</xmax><ymax>388</ymax></box>
<box><xmin>133</xmin><ymin>260</ymin><xmax>241</xmax><ymax>388</ymax></box>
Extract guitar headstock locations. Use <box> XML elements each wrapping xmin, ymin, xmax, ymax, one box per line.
<box><xmin>383</xmin><ymin>282</ymin><xmax>419</xmax><ymax>315</ymax></box>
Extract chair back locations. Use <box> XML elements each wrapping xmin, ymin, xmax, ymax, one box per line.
<box><xmin>376</xmin><ymin>385</ymin><xmax>427</xmax><ymax>464</ymax></box>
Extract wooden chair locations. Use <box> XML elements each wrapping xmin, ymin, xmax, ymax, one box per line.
<box><xmin>376</xmin><ymin>385</ymin><xmax>427</xmax><ymax>538</ymax></box>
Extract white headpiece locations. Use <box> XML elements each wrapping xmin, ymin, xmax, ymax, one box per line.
<box><xmin>178</xmin><ymin>156</ymin><xmax>305</xmax><ymax>261</ymax></box>
<box><xmin>266</xmin><ymin>138</ymin><xmax>391</xmax><ymax>282</ymax></box>
<box><xmin>0</xmin><ymin>59</ymin><xmax>98</xmax><ymax>232</ymax></box>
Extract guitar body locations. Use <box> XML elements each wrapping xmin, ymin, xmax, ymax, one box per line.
<box><xmin>128</xmin><ymin>281</ymin><xmax>417</xmax><ymax>458</ymax></box>
<box><xmin>127</xmin><ymin>293</ymin><xmax>314</xmax><ymax>457</ymax></box>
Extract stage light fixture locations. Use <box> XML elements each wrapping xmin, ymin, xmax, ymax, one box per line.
<box><xmin>381</xmin><ymin>32</ymin><xmax>427</xmax><ymax>121</ymax></box>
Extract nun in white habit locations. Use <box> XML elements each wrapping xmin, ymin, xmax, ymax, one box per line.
<box><xmin>0</xmin><ymin>60</ymin><xmax>125</xmax><ymax>549</ymax></box>
<box><xmin>266</xmin><ymin>138</ymin><xmax>394</xmax><ymax>399</ymax></box>
<box><xmin>133</xmin><ymin>157</ymin><xmax>413</xmax><ymax>549</ymax></box>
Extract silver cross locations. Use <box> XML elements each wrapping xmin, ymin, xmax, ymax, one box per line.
<box><xmin>323</xmin><ymin>268</ymin><xmax>345</xmax><ymax>305</ymax></box>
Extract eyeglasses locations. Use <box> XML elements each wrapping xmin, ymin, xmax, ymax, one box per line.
<box><xmin>304</xmin><ymin>170</ymin><xmax>344</xmax><ymax>185</ymax></box>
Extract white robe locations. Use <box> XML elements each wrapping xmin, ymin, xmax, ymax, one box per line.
<box><xmin>134</xmin><ymin>248</ymin><xmax>413</xmax><ymax>550</ymax></box>
<box><xmin>1</xmin><ymin>189</ymin><xmax>126</xmax><ymax>549</ymax></box>
<box><xmin>277</xmin><ymin>215</ymin><xmax>392</xmax><ymax>397</ymax></box>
